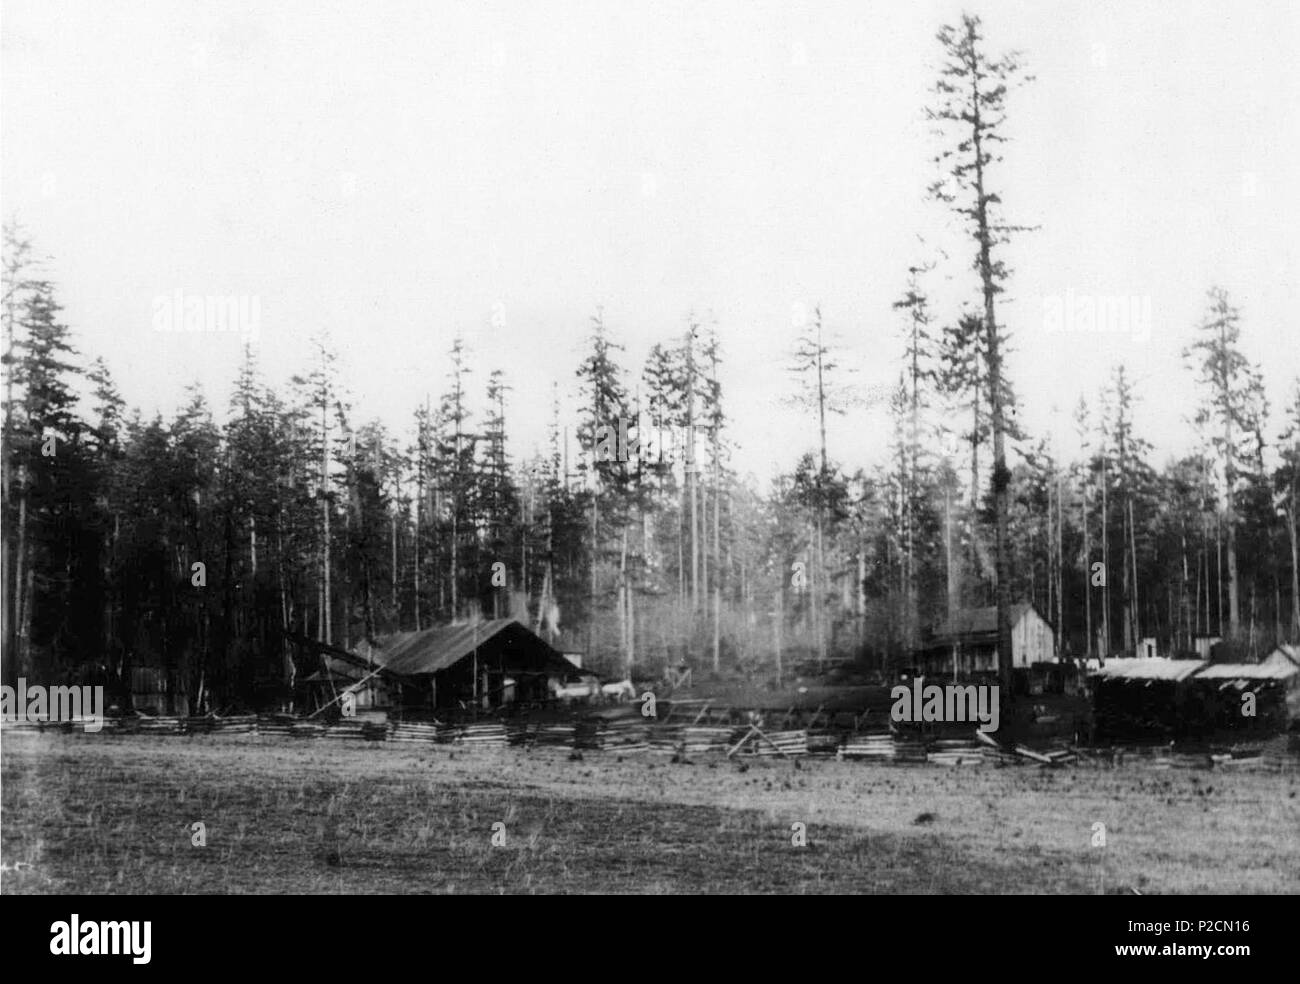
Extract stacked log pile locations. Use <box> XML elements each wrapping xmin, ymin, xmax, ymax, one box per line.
<box><xmin>749</xmin><ymin>730</ymin><xmax>809</xmax><ymax>757</ymax></box>
<box><xmin>535</xmin><ymin>723</ymin><xmax>577</xmax><ymax>747</ymax></box>
<box><xmin>806</xmin><ymin>730</ymin><xmax>841</xmax><ymax>755</ymax></box>
<box><xmin>681</xmin><ymin>726</ymin><xmax>736</xmax><ymax>754</ymax></box>
<box><xmin>837</xmin><ymin>733</ymin><xmax>895</xmax><ymax>761</ymax></box>
<box><xmin>387</xmin><ymin>721</ymin><xmax>441</xmax><ymax>745</ymax></box>
<box><xmin>136</xmin><ymin>715</ymin><xmax>185</xmax><ymax>735</ymax></box>
<box><xmin>257</xmin><ymin>715</ymin><xmax>295</xmax><ymax>738</ymax></box>
<box><xmin>893</xmin><ymin>736</ymin><xmax>928</xmax><ymax>763</ymax></box>
<box><xmin>574</xmin><ymin>718</ymin><xmax>651</xmax><ymax>752</ymax></box>
<box><xmin>322</xmin><ymin>720</ymin><xmax>367</xmax><ymax>741</ymax></box>
<box><xmin>455</xmin><ymin>723</ymin><xmax>508</xmax><ymax>747</ymax></box>
<box><xmin>928</xmin><ymin>739</ymin><xmax>984</xmax><ymax>766</ymax></box>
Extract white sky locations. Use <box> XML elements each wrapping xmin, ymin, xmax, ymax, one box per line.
<box><xmin>2</xmin><ymin>0</ymin><xmax>1296</xmax><ymax>480</ymax></box>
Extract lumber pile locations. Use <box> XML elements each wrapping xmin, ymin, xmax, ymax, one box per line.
<box><xmin>536</xmin><ymin>723</ymin><xmax>578</xmax><ymax>747</ymax></box>
<box><xmin>742</xmin><ymin>729</ymin><xmax>808</xmax><ymax>757</ymax></box>
<box><xmin>837</xmin><ymin>733</ymin><xmax>895</xmax><ymax>761</ymax></box>
<box><xmin>893</xmin><ymin>737</ymin><xmax>928</xmax><ymax>763</ymax></box>
<box><xmin>214</xmin><ymin>714</ymin><xmax>257</xmax><ymax>734</ymax></box>
<box><xmin>187</xmin><ymin>714</ymin><xmax>258</xmax><ymax>735</ymax></box>
<box><xmin>643</xmin><ymin>724</ymin><xmax>735</xmax><ymax>754</ymax></box>
<box><xmin>574</xmin><ymin>718</ymin><xmax>651</xmax><ymax>752</ymax></box>
<box><xmin>323</xmin><ymin>720</ymin><xmax>367</xmax><ymax>741</ymax></box>
<box><xmin>506</xmin><ymin>721</ymin><xmax>536</xmax><ymax>746</ymax></box>
<box><xmin>681</xmin><ymin>726</ymin><xmax>736</xmax><ymax>754</ymax></box>
<box><xmin>455</xmin><ymin>723</ymin><xmax>508</xmax><ymax>747</ymax></box>
<box><xmin>387</xmin><ymin>721</ymin><xmax>441</xmax><ymax>744</ymax></box>
<box><xmin>257</xmin><ymin>716</ymin><xmax>294</xmax><ymax>737</ymax></box>
<box><xmin>928</xmin><ymin>739</ymin><xmax>984</xmax><ymax>766</ymax></box>
<box><xmin>33</xmin><ymin>716</ymin><xmax>113</xmax><ymax>734</ymax></box>
<box><xmin>290</xmin><ymin>721</ymin><xmax>327</xmax><ymax>739</ymax></box>
<box><xmin>647</xmin><ymin>725</ymin><xmax>684</xmax><ymax>753</ymax></box>
<box><xmin>1155</xmin><ymin>752</ymin><xmax>1213</xmax><ymax>769</ymax></box>
<box><xmin>806</xmin><ymin>730</ymin><xmax>841</xmax><ymax>755</ymax></box>
<box><xmin>136</xmin><ymin>715</ymin><xmax>185</xmax><ymax>735</ymax></box>
<box><xmin>982</xmin><ymin>744</ymin><xmax>1019</xmax><ymax>765</ymax></box>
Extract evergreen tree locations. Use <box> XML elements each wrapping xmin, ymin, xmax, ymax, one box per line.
<box><xmin>928</xmin><ymin>12</ymin><xmax>1035</xmax><ymax>700</ymax></box>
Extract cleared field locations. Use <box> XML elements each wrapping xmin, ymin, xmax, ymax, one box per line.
<box><xmin>2</xmin><ymin>734</ymin><xmax>1296</xmax><ymax>894</ymax></box>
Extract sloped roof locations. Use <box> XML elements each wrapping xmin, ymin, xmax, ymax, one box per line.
<box><xmin>374</xmin><ymin>619</ymin><xmax>562</xmax><ymax>676</ymax></box>
<box><xmin>1093</xmin><ymin>658</ymin><xmax>1205</xmax><ymax>682</ymax></box>
<box><xmin>1264</xmin><ymin>644</ymin><xmax>1299</xmax><ymax>670</ymax></box>
<box><xmin>935</xmin><ymin>602</ymin><xmax>1039</xmax><ymax>640</ymax></box>
<box><xmin>1194</xmin><ymin>661</ymin><xmax>1299</xmax><ymax>682</ymax></box>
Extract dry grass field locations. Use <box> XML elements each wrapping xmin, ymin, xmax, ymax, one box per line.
<box><xmin>2</xmin><ymin>733</ymin><xmax>1296</xmax><ymax>894</ymax></box>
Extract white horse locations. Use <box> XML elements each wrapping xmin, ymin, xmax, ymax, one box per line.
<box><xmin>600</xmin><ymin>678</ymin><xmax>637</xmax><ymax>703</ymax></box>
<box><xmin>551</xmin><ymin>677</ymin><xmax>601</xmax><ymax>704</ymax></box>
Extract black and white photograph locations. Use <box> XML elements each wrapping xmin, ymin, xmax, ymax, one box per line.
<box><xmin>0</xmin><ymin>0</ymin><xmax>1296</xmax><ymax>919</ymax></box>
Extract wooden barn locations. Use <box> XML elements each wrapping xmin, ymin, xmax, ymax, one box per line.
<box><xmin>911</xmin><ymin>602</ymin><xmax>1056</xmax><ymax>677</ymax></box>
<box><xmin>372</xmin><ymin>619</ymin><xmax>579</xmax><ymax>714</ymax></box>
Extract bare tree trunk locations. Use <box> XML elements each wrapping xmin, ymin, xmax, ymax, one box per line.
<box><xmin>1050</xmin><ymin>462</ymin><xmax>1060</xmax><ymax>649</ymax></box>
<box><xmin>1129</xmin><ymin>495</ymin><xmax>1140</xmax><ymax>645</ymax></box>
<box><xmin>450</xmin><ymin>471</ymin><xmax>459</xmax><ymax>621</ymax></box>
<box><xmin>686</xmin><ymin>328</ymin><xmax>698</xmax><ymax>612</ymax></box>
<box><xmin>1082</xmin><ymin>463</ymin><xmax>1092</xmax><ymax>657</ymax></box>
<box><xmin>414</xmin><ymin>470</ymin><xmax>422</xmax><ymax>632</ymax></box>
<box><xmin>1216</xmin><ymin>513</ymin><xmax>1223</xmax><ymax>637</ymax></box>
<box><xmin>12</xmin><ymin>462</ymin><xmax>29</xmax><ymax>674</ymax></box>
<box><xmin>1289</xmin><ymin>491</ymin><xmax>1300</xmax><ymax>637</ymax></box>
<box><xmin>815</xmin><ymin>514</ymin><xmax>827</xmax><ymax>666</ymax></box>
<box><xmin>712</xmin><ymin>443</ymin><xmax>721</xmax><ymax>672</ymax></box>
<box><xmin>773</xmin><ymin>586</ymin><xmax>783</xmax><ymax>687</ymax></box>
<box><xmin>1101</xmin><ymin>454</ymin><xmax>1110</xmax><ymax>657</ymax></box>
<box><xmin>618</xmin><ymin>524</ymin><xmax>629</xmax><ymax>669</ymax></box>
<box><xmin>1180</xmin><ymin>529</ymin><xmax>1190</xmax><ymax>652</ymax></box>
<box><xmin>320</xmin><ymin>396</ymin><xmax>331</xmax><ymax>645</ymax></box>
<box><xmin>945</xmin><ymin>485</ymin><xmax>956</xmax><ymax>618</ymax></box>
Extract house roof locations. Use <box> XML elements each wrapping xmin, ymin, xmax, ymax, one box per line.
<box><xmin>1193</xmin><ymin>660</ymin><xmax>1299</xmax><ymax>682</ymax></box>
<box><xmin>373</xmin><ymin>619</ymin><xmax>566</xmax><ymax>677</ymax></box>
<box><xmin>1264</xmin><ymin>644</ymin><xmax>1300</xmax><ymax>670</ymax></box>
<box><xmin>935</xmin><ymin>602</ymin><xmax>1040</xmax><ymax>641</ymax></box>
<box><xmin>1092</xmin><ymin>658</ymin><xmax>1205</xmax><ymax>682</ymax></box>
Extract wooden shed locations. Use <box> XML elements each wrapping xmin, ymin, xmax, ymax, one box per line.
<box><xmin>912</xmin><ymin>602</ymin><xmax>1056</xmax><ymax>677</ymax></box>
<box><xmin>1091</xmin><ymin>657</ymin><xmax>1207</xmax><ymax>740</ymax></box>
<box><xmin>1189</xmin><ymin>658</ymin><xmax>1297</xmax><ymax>735</ymax></box>
<box><xmin>373</xmin><ymin>619</ymin><xmax>577</xmax><ymax>714</ymax></box>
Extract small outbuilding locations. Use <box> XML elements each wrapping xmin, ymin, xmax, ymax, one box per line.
<box><xmin>1090</xmin><ymin>657</ymin><xmax>1207</xmax><ymax>740</ymax></box>
<box><xmin>912</xmin><ymin>602</ymin><xmax>1056</xmax><ymax>677</ymax></box>
<box><xmin>1192</xmin><ymin>648</ymin><xmax>1300</xmax><ymax>732</ymax></box>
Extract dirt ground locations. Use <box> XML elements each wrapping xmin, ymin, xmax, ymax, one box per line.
<box><xmin>2</xmin><ymin>733</ymin><xmax>1296</xmax><ymax>894</ymax></box>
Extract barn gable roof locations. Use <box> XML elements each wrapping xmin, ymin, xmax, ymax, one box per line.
<box><xmin>1263</xmin><ymin>644</ymin><xmax>1300</xmax><ymax>671</ymax></box>
<box><xmin>934</xmin><ymin>602</ymin><xmax>1042</xmax><ymax>642</ymax></box>
<box><xmin>373</xmin><ymin>619</ymin><xmax>570</xmax><ymax>677</ymax></box>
